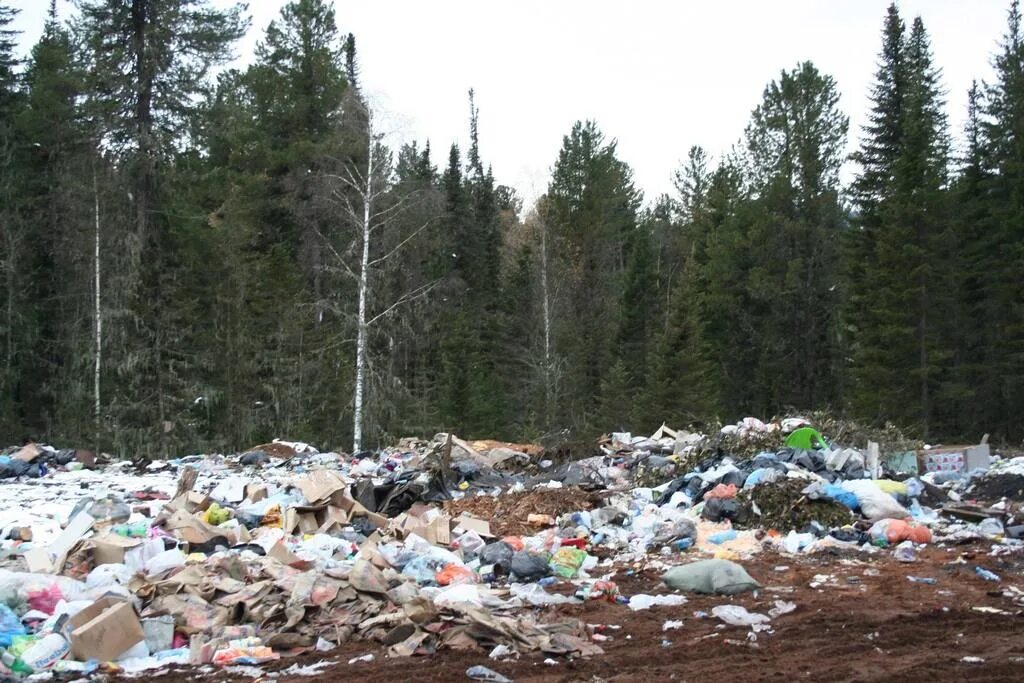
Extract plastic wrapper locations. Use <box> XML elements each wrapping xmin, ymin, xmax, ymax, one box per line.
<box><xmin>435</xmin><ymin>564</ymin><xmax>477</xmax><ymax>586</ymax></box>
<box><xmin>839</xmin><ymin>480</ymin><xmax>909</xmax><ymax>521</ymax></box>
<box><xmin>502</xmin><ymin>536</ymin><xmax>524</xmax><ymax>552</ymax></box>
<box><xmin>712</xmin><ymin>604</ymin><xmax>770</xmax><ymax>627</ymax></box>
<box><xmin>145</xmin><ymin>549</ymin><xmax>186</xmax><ymax>576</ymax></box>
<box><xmin>549</xmin><ymin>548</ymin><xmax>588</xmax><ymax>579</ymax></box>
<box><xmin>432</xmin><ymin>583</ymin><xmax>482</xmax><ymax>608</ymax></box>
<box><xmin>86</xmin><ymin>496</ymin><xmax>131</xmax><ymax>527</ymax></box>
<box><xmin>25</xmin><ymin>584</ymin><xmax>63</xmax><ymax>615</ymax></box>
<box><xmin>868</xmin><ymin>518</ymin><xmax>932</xmax><ymax>544</ymax></box>
<box><xmin>628</xmin><ymin>594</ymin><xmax>687</xmax><ymax>610</ymax></box>
<box><xmin>509</xmin><ymin>583</ymin><xmax>577</xmax><ymax>606</ymax></box>
<box><xmin>202</xmin><ymin>502</ymin><xmax>230</xmax><ymax>525</ymax></box>
<box><xmin>0</xmin><ymin>603</ymin><xmax>27</xmax><ymax>646</ymax></box>
<box><xmin>574</xmin><ymin>580</ymin><xmax>620</xmax><ymax>602</ymax></box>
<box><xmin>212</xmin><ymin>646</ymin><xmax>278</xmax><ymax>666</ymax></box>
<box><xmin>703</xmin><ymin>483</ymin><xmax>738</xmax><ymax>501</ymax></box>
<box><xmin>401</xmin><ymin>556</ymin><xmax>448</xmax><ymax>584</ymax></box>
<box><xmin>86</xmin><ymin>564</ymin><xmax>134</xmax><ymax>590</ymax></box>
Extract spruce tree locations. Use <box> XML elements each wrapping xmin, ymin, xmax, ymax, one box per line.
<box><xmin>742</xmin><ymin>61</ymin><xmax>847</xmax><ymax>413</ymax></box>
<box><xmin>544</xmin><ymin>120</ymin><xmax>641</xmax><ymax>433</ymax></box>
<box><xmin>845</xmin><ymin>3</ymin><xmax>906</xmax><ymax>423</ymax></box>
<box><xmin>16</xmin><ymin>1</ymin><xmax>96</xmax><ymax>444</ymax></box>
<box><xmin>978</xmin><ymin>0</ymin><xmax>1024</xmax><ymax>440</ymax></box>
<box><xmin>76</xmin><ymin>0</ymin><xmax>248</xmax><ymax>454</ymax></box>
<box><xmin>847</xmin><ymin>8</ymin><xmax>950</xmax><ymax>435</ymax></box>
<box><xmin>0</xmin><ymin>2</ymin><xmax>23</xmax><ymax>437</ymax></box>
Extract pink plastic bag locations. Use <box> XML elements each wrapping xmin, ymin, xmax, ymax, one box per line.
<box><xmin>703</xmin><ymin>483</ymin><xmax>738</xmax><ymax>501</ymax></box>
<box><xmin>26</xmin><ymin>584</ymin><xmax>63</xmax><ymax>615</ymax></box>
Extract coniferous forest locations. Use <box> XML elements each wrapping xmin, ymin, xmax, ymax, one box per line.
<box><xmin>1</xmin><ymin>0</ymin><xmax>1022</xmax><ymax>456</ymax></box>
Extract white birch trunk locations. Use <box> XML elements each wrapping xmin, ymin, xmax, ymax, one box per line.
<box><xmin>93</xmin><ymin>162</ymin><xmax>102</xmax><ymax>451</ymax></box>
<box><xmin>540</xmin><ymin>218</ymin><xmax>552</xmax><ymax>425</ymax></box>
<box><xmin>352</xmin><ymin>136</ymin><xmax>374</xmax><ymax>453</ymax></box>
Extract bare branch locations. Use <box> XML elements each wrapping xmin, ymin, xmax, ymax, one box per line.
<box><xmin>366</xmin><ymin>279</ymin><xmax>442</xmax><ymax>327</ymax></box>
<box><xmin>368</xmin><ymin>217</ymin><xmax>435</xmax><ymax>267</ymax></box>
<box><xmin>313</xmin><ymin>227</ymin><xmax>359</xmax><ymax>281</ymax></box>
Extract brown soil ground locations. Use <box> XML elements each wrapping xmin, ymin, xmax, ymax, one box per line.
<box><xmin>443</xmin><ymin>488</ymin><xmax>607</xmax><ymax>536</ymax></box>
<box><xmin>126</xmin><ymin>541</ymin><xmax>1024</xmax><ymax>683</ymax></box>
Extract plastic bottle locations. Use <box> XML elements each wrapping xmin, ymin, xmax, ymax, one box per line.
<box><xmin>707</xmin><ymin>530</ymin><xmax>738</xmax><ymax>544</ymax></box>
<box><xmin>113</xmin><ymin>522</ymin><xmax>151</xmax><ymax>537</ymax></box>
<box><xmin>907</xmin><ymin>576</ymin><xmax>937</xmax><ymax>585</ymax></box>
<box><xmin>466</xmin><ymin>665</ymin><xmax>513</xmax><ymax>683</ymax></box>
<box><xmin>975</xmin><ymin>566</ymin><xmax>1001</xmax><ymax>582</ymax></box>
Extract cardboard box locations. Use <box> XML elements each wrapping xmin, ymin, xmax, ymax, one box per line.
<box><xmin>292</xmin><ymin>470</ymin><xmax>348</xmax><ymax>504</ymax></box>
<box><xmin>268</xmin><ymin>541</ymin><xmax>300</xmax><ymax>566</ymax></box>
<box><xmin>245</xmin><ymin>484</ymin><xmax>268</xmax><ymax>503</ymax></box>
<box><xmin>12</xmin><ymin>443</ymin><xmax>41</xmax><ymax>462</ymax></box>
<box><xmin>164</xmin><ymin>510</ymin><xmax>228</xmax><ymax>545</ymax></box>
<box><xmin>165</xmin><ymin>492</ymin><xmax>211</xmax><ymax>515</ymax></box>
<box><xmin>24</xmin><ymin>547</ymin><xmax>53</xmax><ymax>573</ymax></box>
<box><xmin>317</xmin><ymin>506</ymin><xmax>350</xmax><ymax>535</ymax></box>
<box><xmin>67</xmin><ymin>597</ymin><xmax>145</xmax><ymax>662</ymax></box>
<box><xmin>915</xmin><ymin>443</ymin><xmax>991</xmax><ymax>474</ymax></box>
<box><xmin>391</xmin><ymin>510</ymin><xmax>451</xmax><ymax>545</ymax></box>
<box><xmin>92</xmin><ymin>533</ymin><xmax>142</xmax><ymax>565</ymax></box>
<box><xmin>283</xmin><ymin>504</ymin><xmax>350</xmax><ymax>535</ymax></box>
<box><xmin>49</xmin><ymin>511</ymin><xmax>95</xmax><ymax>572</ymax></box>
<box><xmin>453</xmin><ymin>514</ymin><xmax>493</xmax><ymax>538</ymax></box>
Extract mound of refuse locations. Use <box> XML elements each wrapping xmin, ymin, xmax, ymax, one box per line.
<box><xmin>0</xmin><ymin>417</ymin><xmax>1016</xmax><ymax>676</ymax></box>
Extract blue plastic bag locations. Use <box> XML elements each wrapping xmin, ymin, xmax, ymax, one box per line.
<box><xmin>823</xmin><ymin>484</ymin><xmax>860</xmax><ymax>511</ymax></box>
<box><xmin>0</xmin><ymin>603</ymin><xmax>26</xmax><ymax>647</ymax></box>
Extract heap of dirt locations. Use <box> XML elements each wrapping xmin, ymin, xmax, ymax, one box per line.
<box><xmin>805</xmin><ymin>410</ymin><xmax>922</xmax><ymax>453</ymax></box>
<box><xmin>443</xmin><ymin>486</ymin><xmax>605</xmax><ymax>536</ymax></box>
<box><xmin>736</xmin><ymin>477</ymin><xmax>854</xmax><ymax>530</ymax></box>
<box><xmin>969</xmin><ymin>472</ymin><xmax>1024</xmax><ymax>501</ymax></box>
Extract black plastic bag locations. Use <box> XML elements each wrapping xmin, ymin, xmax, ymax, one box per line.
<box><xmin>510</xmin><ymin>551</ymin><xmax>550</xmax><ymax>581</ymax></box>
<box><xmin>702</xmin><ymin>497</ymin><xmax>740</xmax><ymax>523</ymax></box>
<box><xmin>480</xmin><ymin>541</ymin><xmax>514</xmax><ymax>572</ymax></box>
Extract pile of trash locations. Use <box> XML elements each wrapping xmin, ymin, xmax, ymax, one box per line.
<box><xmin>0</xmin><ymin>418</ymin><xmax>1018</xmax><ymax>677</ymax></box>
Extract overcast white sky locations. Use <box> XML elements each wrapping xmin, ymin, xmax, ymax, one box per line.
<box><xmin>9</xmin><ymin>0</ymin><xmax>1012</xmax><ymax>205</ymax></box>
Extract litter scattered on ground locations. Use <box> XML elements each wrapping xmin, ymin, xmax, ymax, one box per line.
<box><xmin>0</xmin><ymin>419</ymin><xmax>1020</xmax><ymax>679</ymax></box>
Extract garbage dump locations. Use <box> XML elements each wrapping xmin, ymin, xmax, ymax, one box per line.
<box><xmin>0</xmin><ymin>420</ymin><xmax>1021</xmax><ymax>679</ymax></box>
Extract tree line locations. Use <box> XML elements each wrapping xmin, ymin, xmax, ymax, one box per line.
<box><xmin>0</xmin><ymin>0</ymin><xmax>1021</xmax><ymax>456</ymax></box>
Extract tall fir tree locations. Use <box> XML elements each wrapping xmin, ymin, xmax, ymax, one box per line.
<box><xmin>76</xmin><ymin>0</ymin><xmax>248</xmax><ymax>454</ymax></box>
<box><xmin>979</xmin><ymin>0</ymin><xmax>1024</xmax><ymax>441</ymax></box>
<box><xmin>544</xmin><ymin>120</ymin><xmax>641</xmax><ymax>433</ymax></box>
<box><xmin>0</xmin><ymin>2</ymin><xmax>23</xmax><ymax>437</ymax></box>
<box><xmin>16</xmin><ymin>0</ymin><xmax>97</xmax><ymax>444</ymax></box>
<box><xmin>847</xmin><ymin>8</ymin><xmax>950</xmax><ymax>436</ymax></box>
<box><xmin>742</xmin><ymin>61</ymin><xmax>847</xmax><ymax>414</ymax></box>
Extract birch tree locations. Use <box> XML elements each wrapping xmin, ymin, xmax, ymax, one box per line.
<box><xmin>320</xmin><ymin>95</ymin><xmax>438</xmax><ymax>451</ymax></box>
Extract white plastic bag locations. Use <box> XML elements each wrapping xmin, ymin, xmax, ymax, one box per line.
<box><xmin>144</xmin><ymin>549</ymin><xmax>186</xmax><ymax>576</ymax></box>
<box><xmin>711</xmin><ymin>604</ymin><xmax>770</xmax><ymax>626</ymax></box>
<box><xmin>432</xmin><ymin>583</ymin><xmax>482</xmax><ymax>608</ymax></box>
<box><xmin>840</xmin><ymin>480</ymin><xmax>909</xmax><ymax>521</ymax></box>
<box><xmin>509</xmin><ymin>583</ymin><xmax>578</xmax><ymax>606</ymax></box>
<box><xmin>628</xmin><ymin>594</ymin><xmax>688</xmax><ymax>610</ymax></box>
<box><xmin>86</xmin><ymin>563</ymin><xmax>134</xmax><ymax>590</ymax></box>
